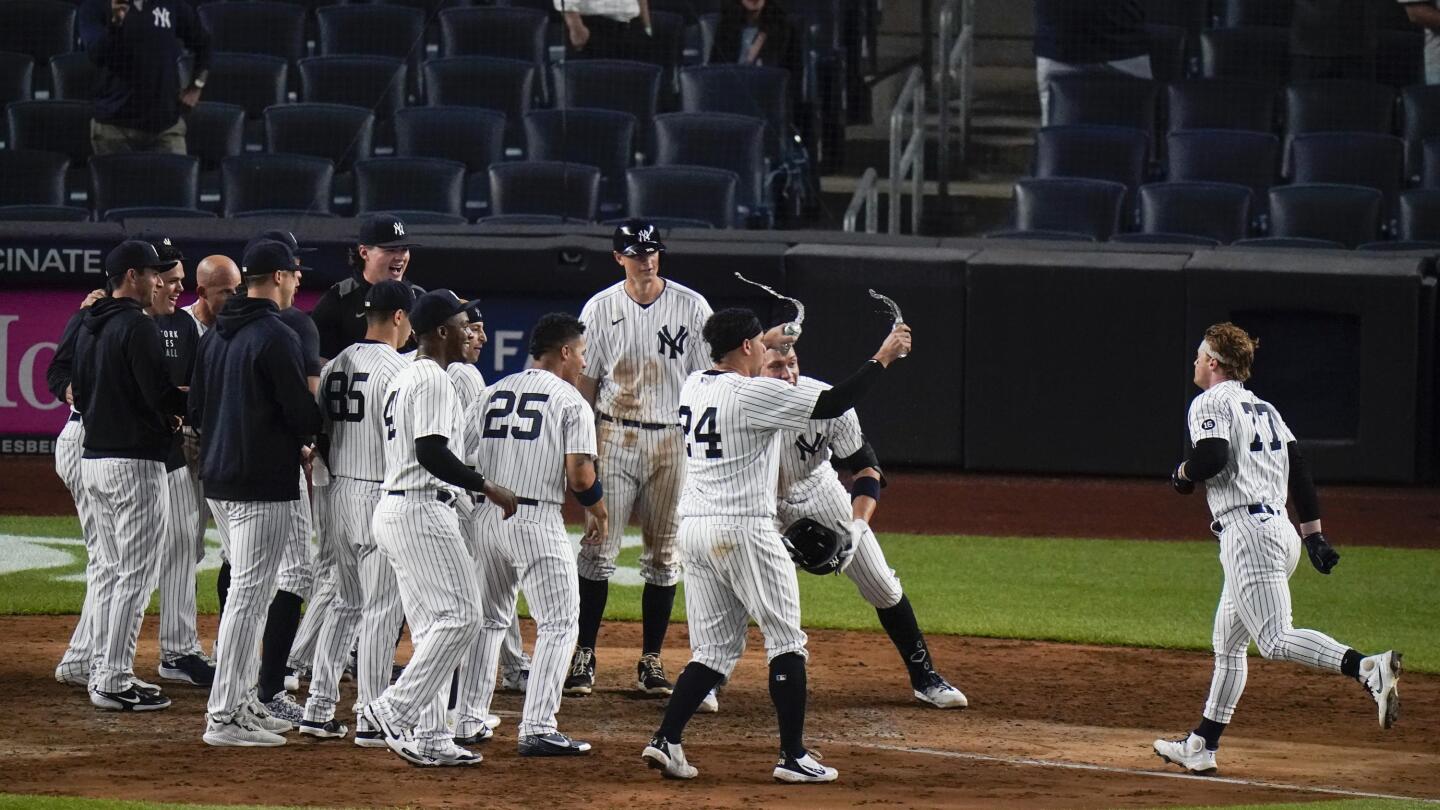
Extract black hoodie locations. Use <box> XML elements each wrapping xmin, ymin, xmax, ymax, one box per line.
<box><xmin>189</xmin><ymin>296</ymin><xmax>322</xmax><ymax>501</ymax></box>
<box><xmin>72</xmin><ymin>296</ymin><xmax>184</xmax><ymax>461</ymax></box>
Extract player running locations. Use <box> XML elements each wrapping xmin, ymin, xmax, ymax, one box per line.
<box><xmin>1153</xmin><ymin>322</ymin><xmax>1402</xmax><ymax>776</ymax></box>
<box><xmin>457</xmin><ymin>312</ymin><xmax>607</xmax><ymax>756</ymax></box>
<box><xmin>642</xmin><ymin>308</ymin><xmax>911</xmax><ymax>783</ymax></box>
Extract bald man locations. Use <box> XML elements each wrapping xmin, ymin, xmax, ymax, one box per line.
<box><xmin>184</xmin><ymin>255</ymin><xmax>242</xmax><ymax>337</ymax></box>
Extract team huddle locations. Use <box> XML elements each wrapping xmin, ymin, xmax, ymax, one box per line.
<box><xmin>47</xmin><ymin>215</ymin><xmax>1402</xmax><ymax>783</ymax></box>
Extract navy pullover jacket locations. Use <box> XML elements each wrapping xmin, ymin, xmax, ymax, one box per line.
<box><xmin>79</xmin><ymin>0</ymin><xmax>212</xmax><ymax>132</ymax></box>
<box><xmin>72</xmin><ymin>296</ymin><xmax>185</xmax><ymax>461</ymax></box>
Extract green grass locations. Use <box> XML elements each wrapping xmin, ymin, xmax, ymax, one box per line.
<box><xmin>4</xmin><ymin>516</ymin><xmax>1437</xmax><ymax>672</ymax></box>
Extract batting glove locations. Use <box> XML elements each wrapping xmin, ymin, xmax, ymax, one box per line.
<box><xmin>1171</xmin><ymin>463</ymin><xmax>1195</xmax><ymax>495</ymax></box>
<box><xmin>1303</xmin><ymin>532</ymin><xmax>1340</xmax><ymax>574</ymax></box>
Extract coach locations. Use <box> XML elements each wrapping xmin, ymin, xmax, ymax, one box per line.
<box><xmin>311</xmin><ymin>214</ymin><xmax>424</xmax><ymax>361</ymax></box>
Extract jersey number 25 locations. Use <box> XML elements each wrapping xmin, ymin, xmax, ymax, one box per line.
<box><xmin>482</xmin><ymin>391</ymin><xmax>548</xmax><ymax>441</ymax></box>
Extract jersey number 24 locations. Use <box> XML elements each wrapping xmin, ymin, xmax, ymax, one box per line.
<box><xmin>678</xmin><ymin>405</ymin><xmax>722</xmax><ymax>458</ymax></box>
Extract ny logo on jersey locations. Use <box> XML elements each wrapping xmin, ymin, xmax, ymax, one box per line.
<box><xmin>795</xmin><ymin>432</ymin><xmax>826</xmax><ymax>462</ymax></box>
<box><xmin>657</xmin><ymin>325</ymin><xmax>689</xmax><ymax>359</ymax></box>
<box><xmin>152</xmin><ymin>6</ymin><xmax>171</xmax><ymax>27</ymax></box>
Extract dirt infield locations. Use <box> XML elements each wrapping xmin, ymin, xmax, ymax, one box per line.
<box><xmin>1</xmin><ymin>615</ymin><xmax>1436</xmax><ymax>809</ymax></box>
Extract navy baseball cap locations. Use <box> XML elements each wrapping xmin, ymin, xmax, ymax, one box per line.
<box><xmin>408</xmin><ymin>289</ymin><xmax>467</xmax><ymax>335</ymax></box>
<box><xmin>613</xmin><ymin>219</ymin><xmax>665</xmax><ymax>256</ymax></box>
<box><xmin>104</xmin><ymin>239</ymin><xmax>178</xmax><ymax>278</ymax></box>
<box><xmin>365</xmin><ymin>279</ymin><xmax>416</xmax><ymax>314</ymax></box>
<box><xmin>463</xmin><ymin>298</ymin><xmax>484</xmax><ymax>323</ymax></box>
<box><xmin>357</xmin><ymin>212</ymin><xmax>418</xmax><ymax>249</ymax></box>
<box><xmin>241</xmin><ymin>239</ymin><xmax>310</xmax><ymax>277</ymax></box>
<box><xmin>134</xmin><ymin>232</ymin><xmax>185</xmax><ymax>263</ymax></box>
<box><xmin>256</xmin><ymin>228</ymin><xmax>316</xmax><ymax>254</ymax></box>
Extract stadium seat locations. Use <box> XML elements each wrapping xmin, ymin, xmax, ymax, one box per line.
<box><xmin>439</xmin><ymin>7</ymin><xmax>547</xmax><ymax>71</ymax></box>
<box><xmin>0</xmin><ymin>204</ymin><xmax>89</xmax><ymax>221</ymax></box>
<box><xmin>653</xmin><ymin>112</ymin><xmax>766</xmax><ymax>218</ymax></box>
<box><xmin>557</xmin><ymin>59</ymin><xmax>662</xmax><ymax>153</ymax></box>
<box><xmin>0</xmin><ymin>52</ymin><xmax>32</xmax><ymax>106</ymax></box>
<box><xmin>1268</xmin><ymin>183</ymin><xmax>1383</xmax><ymax>248</ymax></box>
<box><xmin>355</xmin><ymin>157</ymin><xmax>465</xmax><ymax>219</ymax></box>
<box><xmin>1167</xmin><ymin>129</ymin><xmax>1279</xmax><ymax>220</ymax></box>
<box><xmin>984</xmin><ymin>229</ymin><xmax>1097</xmax><ymax>242</ymax></box>
<box><xmin>524</xmin><ymin>109</ymin><xmax>635</xmax><ymax>213</ymax></box>
<box><xmin>222</xmin><ymin>154</ymin><xmax>335</xmax><ymax>217</ymax></box>
<box><xmin>1357</xmin><ymin>240</ymin><xmax>1440</xmax><ymax>251</ymax></box>
<box><xmin>1110</xmin><ymin>232</ymin><xmax>1220</xmax><ymax>246</ymax></box>
<box><xmin>89</xmin><ymin>153</ymin><xmax>200</xmax><ymax>220</ymax></box>
<box><xmin>48</xmin><ymin>53</ymin><xmax>95</xmax><ymax>102</ymax></box>
<box><xmin>395</xmin><ymin>106</ymin><xmax>505</xmax><ymax>174</ymax></box>
<box><xmin>1289</xmin><ymin>132</ymin><xmax>1404</xmax><ymax>213</ymax></box>
<box><xmin>202</xmin><ymin>54</ymin><xmax>288</xmax><ymax>121</ymax></box>
<box><xmin>423</xmin><ymin>56</ymin><xmax>534</xmax><ymax>149</ymax></box>
<box><xmin>1284</xmin><ymin>80</ymin><xmax>1395</xmax><ymax>148</ymax></box>
<box><xmin>1232</xmin><ymin>236</ymin><xmax>1346</xmax><ymax>249</ymax></box>
<box><xmin>1166</xmin><ymin>80</ymin><xmax>1277</xmax><ymax>135</ymax></box>
<box><xmin>679</xmin><ymin>65</ymin><xmax>791</xmax><ymax>161</ymax></box>
<box><xmin>1142</xmin><ymin>24</ymin><xmax>1187</xmax><ymax>85</ymax></box>
<box><xmin>1399</xmin><ymin>188</ymin><xmax>1440</xmax><ymax>242</ymax></box>
<box><xmin>102</xmin><ymin>206</ymin><xmax>216</xmax><ymax>222</ymax></box>
<box><xmin>475</xmin><ymin>214</ymin><xmax>571</xmax><ymax>225</ymax></box>
<box><xmin>1401</xmin><ymin>85</ymin><xmax>1440</xmax><ymax>184</ymax></box>
<box><xmin>1033</xmin><ymin>125</ymin><xmax>1148</xmax><ymax>202</ymax></box>
<box><xmin>7</xmin><ymin>100</ymin><xmax>93</xmax><ymax>167</ymax></box>
<box><xmin>0</xmin><ymin>149</ymin><xmax>68</xmax><ymax>206</ymax></box>
<box><xmin>626</xmin><ymin>165</ymin><xmax>738</xmax><ymax>229</ymax></box>
<box><xmin>199</xmin><ymin>2</ymin><xmax>307</xmax><ymax>68</ymax></box>
<box><xmin>1006</xmin><ymin>177</ymin><xmax>1127</xmax><ymax>242</ymax></box>
<box><xmin>1378</xmin><ymin>29</ymin><xmax>1424</xmax><ymax>90</ymax></box>
<box><xmin>317</xmin><ymin>5</ymin><xmax>427</xmax><ymax>61</ymax></box>
<box><xmin>1046</xmin><ymin>75</ymin><xmax>1159</xmax><ymax>140</ymax></box>
<box><xmin>1422</xmin><ymin>137</ymin><xmax>1440</xmax><ymax>188</ymax></box>
<box><xmin>1135</xmin><ymin>181</ymin><xmax>1251</xmax><ymax>244</ymax></box>
<box><xmin>488</xmin><ymin>161</ymin><xmax>601</xmax><ymax>221</ymax></box>
<box><xmin>265</xmin><ymin>103</ymin><xmax>375</xmax><ymax>172</ymax></box>
<box><xmin>231</xmin><ymin>209</ymin><xmax>337</xmax><ymax>219</ymax></box>
<box><xmin>0</xmin><ymin>1</ymin><xmax>75</xmax><ymax>69</ymax></box>
<box><xmin>1221</xmin><ymin>0</ymin><xmax>1291</xmax><ymax>27</ymax></box>
<box><xmin>1201</xmin><ymin>27</ymin><xmax>1289</xmax><ymax>85</ymax></box>
<box><xmin>299</xmin><ymin>56</ymin><xmax>407</xmax><ymax>122</ymax></box>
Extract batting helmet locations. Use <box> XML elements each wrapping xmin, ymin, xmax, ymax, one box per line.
<box><xmin>613</xmin><ymin>219</ymin><xmax>665</xmax><ymax>256</ymax></box>
<box><xmin>781</xmin><ymin>518</ymin><xmax>844</xmax><ymax>576</ymax></box>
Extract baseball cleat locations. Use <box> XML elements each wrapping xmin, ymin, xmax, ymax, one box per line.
<box><xmin>453</xmin><ymin>725</ymin><xmax>494</xmax><ymax>747</ymax></box>
<box><xmin>914</xmin><ymin>672</ymin><xmax>968</xmax><ymax>709</ymax></box>
<box><xmin>485</xmin><ymin>714</ymin><xmax>502</xmax><ymax>730</ymax></box>
<box><xmin>1153</xmin><ymin>733</ymin><xmax>1218</xmax><ymax>776</ymax></box>
<box><xmin>636</xmin><ymin>653</ymin><xmax>673</xmax><ymax>696</ymax></box>
<box><xmin>564</xmin><ymin>646</ymin><xmax>595</xmax><ymax>696</ymax></box>
<box><xmin>642</xmin><ymin>734</ymin><xmax>697</xmax><ymax>780</ymax></box>
<box><xmin>263</xmin><ymin>692</ymin><xmax>305</xmax><ymax>727</ymax></box>
<box><xmin>501</xmin><ymin>666</ymin><xmax>530</xmax><ymax>693</ymax></box>
<box><xmin>298</xmin><ymin>718</ymin><xmax>349</xmax><ymax>739</ymax></box>
<box><xmin>204</xmin><ymin>715</ymin><xmax>287</xmax><ymax>747</ymax></box>
<box><xmin>158</xmin><ymin>653</ymin><xmax>216</xmax><ymax>687</ymax></box>
<box><xmin>130</xmin><ymin>676</ymin><xmax>162</xmax><ymax>694</ymax></box>
<box><xmin>698</xmin><ymin>688</ymin><xmax>719</xmax><ymax>714</ymax></box>
<box><xmin>245</xmin><ymin>699</ymin><xmax>294</xmax><ymax>734</ymax></box>
<box><xmin>354</xmin><ymin>730</ymin><xmax>387</xmax><ymax>748</ymax></box>
<box><xmin>774</xmin><ymin>751</ymin><xmax>839</xmax><ymax>783</ymax></box>
<box><xmin>1360</xmin><ymin>650</ymin><xmax>1402</xmax><ymax>729</ymax></box>
<box><xmin>425</xmin><ymin>741</ymin><xmax>482</xmax><ymax>767</ymax></box>
<box><xmin>362</xmin><ymin>703</ymin><xmax>431</xmax><ymax>767</ymax></box>
<box><xmin>519</xmin><ymin>732</ymin><xmax>592</xmax><ymax>757</ymax></box>
<box><xmin>90</xmin><ymin>684</ymin><xmax>170</xmax><ymax>712</ymax></box>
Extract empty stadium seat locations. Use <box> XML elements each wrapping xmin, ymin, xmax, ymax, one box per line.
<box><xmin>265</xmin><ymin>103</ymin><xmax>374</xmax><ymax>172</ymax></box>
<box><xmin>355</xmin><ymin>157</ymin><xmax>465</xmax><ymax>219</ymax></box>
<box><xmin>1283</xmin><ymin>80</ymin><xmax>1395</xmax><ymax>148</ymax></box>
<box><xmin>318</xmin><ymin>5</ymin><xmax>427</xmax><ymax>61</ymax></box>
<box><xmin>1289</xmin><ymin>132</ymin><xmax>1404</xmax><ymax>210</ymax></box>
<box><xmin>1232</xmin><ymin>236</ymin><xmax>1346</xmax><ymax>249</ymax></box>
<box><xmin>557</xmin><ymin>60</ymin><xmax>662</xmax><ymax>152</ymax></box>
<box><xmin>1046</xmin><ymin>75</ymin><xmax>1159</xmax><ymax>140</ymax></box>
<box><xmin>1006</xmin><ymin>177</ymin><xmax>1127</xmax><ymax>242</ymax></box>
<box><xmin>1033</xmin><ymin>125</ymin><xmax>1148</xmax><ymax>201</ymax></box>
<box><xmin>653</xmin><ymin>112</ymin><xmax>766</xmax><ymax>218</ymax></box>
<box><xmin>48</xmin><ymin>53</ymin><xmax>95</xmax><ymax>102</ymax></box>
<box><xmin>0</xmin><ymin>204</ymin><xmax>89</xmax><ymax>221</ymax></box>
<box><xmin>299</xmin><ymin>56</ymin><xmax>407</xmax><ymax>121</ymax></box>
<box><xmin>423</xmin><ymin>56</ymin><xmax>534</xmax><ymax>148</ymax></box>
<box><xmin>184</xmin><ymin>102</ymin><xmax>245</xmax><ymax>172</ymax></box>
<box><xmin>102</xmin><ymin>207</ymin><xmax>216</xmax><ymax>222</ymax></box>
<box><xmin>1167</xmin><ymin>129</ymin><xmax>1279</xmax><ymax>219</ymax></box>
<box><xmin>524</xmin><ymin>109</ymin><xmax>635</xmax><ymax>212</ymax></box>
<box><xmin>1399</xmin><ymin>188</ymin><xmax>1440</xmax><ymax>242</ymax></box>
<box><xmin>1167</xmin><ymin>80</ymin><xmax>1277</xmax><ymax>135</ymax></box>
<box><xmin>1268</xmin><ymin>183</ymin><xmax>1383</xmax><ymax>248</ymax></box>
<box><xmin>203</xmin><ymin>53</ymin><xmax>288</xmax><ymax>120</ymax></box>
<box><xmin>1136</xmin><ymin>181</ymin><xmax>1251</xmax><ymax>244</ymax></box>
<box><xmin>439</xmin><ymin>7</ymin><xmax>548</xmax><ymax>69</ymax></box>
<box><xmin>984</xmin><ymin>230</ymin><xmax>1097</xmax><ymax>242</ymax></box>
<box><xmin>395</xmin><ymin>106</ymin><xmax>505</xmax><ymax>174</ymax></box>
<box><xmin>475</xmin><ymin>214</ymin><xmax>570</xmax><ymax>226</ymax></box>
<box><xmin>222</xmin><ymin>153</ymin><xmax>335</xmax><ymax>217</ymax></box>
<box><xmin>1401</xmin><ymin>85</ymin><xmax>1440</xmax><ymax>183</ymax></box>
<box><xmin>488</xmin><ymin>161</ymin><xmax>601</xmax><ymax>221</ymax></box>
<box><xmin>0</xmin><ymin>52</ymin><xmax>32</xmax><ymax>106</ymax></box>
<box><xmin>626</xmin><ymin>165</ymin><xmax>738</xmax><ymax>229</ymax></box>
<box><xmin>89</xmin><ymin>153</ymin><xmax>200</xmax><ymax>220</ymax></box>
<box><xmin>199</xmin><ymin>2</ymin><xmax>307</xmax><ymax>68</ymax></box>
<box><xmin>7</xmin><ymin>100</ymin><xmax>93</xmax><ymax>167</ymax></box>
<box><xmin>0</xmin><ymin>149</ymin><xmax>68</xmax><ymax>206</ymax></box>
<box><xmin>1221</xmin><ymin>0</ymin><xmax>1291</xmax><ymax>27</ymax></box>
<box><xmin>1201</xmin><ymin>27</ymin><xmax>1289</xmax><ymax>85</ymax></box>
<box><xmin>0</xmin><ymin>1</ymin><xmax>75</xmax><ymax>69</ymax></box>
<box><xmin>679</xmin><ymin>65</ymin><xmax>791</xmax><ymax>161</ymax></box>
<box><xmin>1110</xmin><ymin>232</ymin><xmax>1220</xmax><ymax>246</ymax></box>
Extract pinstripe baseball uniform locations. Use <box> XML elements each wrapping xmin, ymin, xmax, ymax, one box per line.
<box><xmin>455</xmin><ymin>368</ymin><xmax>595</xmax><ymax>738</ymax></box>
<box><xmin>54</xmin><ymin>412</ymin><xmax>105</xmax><ymax>683</ymax></box>
<box><xmin>675</xmin><ymin>371</ymin><xmax>821</xmax><ymax>677</ymax></box>
<box><xmin>774</xmin><ymin>377</ymin><xmax>902</xmax><ymax>609</ymax></box>
<box><xmin>301</xmin><ymin>341</ymin><xmax>409</xmax><ymax>726</ymax></box>
<box><xmin>367</xmin><ymin>357</ymin><xmax>482</xmax><ymax>752</ymax></box>
<box><xmin>1189</xmin><ymin>381</ymin><xmax>1350</xmax><ymax>723</ymax></box>
<box><xmin>577</xmin><ymin>280</ymin><xmax>712</xmax><ymax>586</ymax></box>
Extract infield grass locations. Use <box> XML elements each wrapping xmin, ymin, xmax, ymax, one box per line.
<box><xmin>2</xmin><ymin>515</ymin><xmax>1436</xmax><ymax>673</ymax></box>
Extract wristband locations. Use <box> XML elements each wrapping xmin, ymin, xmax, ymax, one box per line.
<box><xmin>851</xmin><ymin>476</ymin><xmax>881</xmax><ymax>502</ymax></box>
<box><xmin>572</xmin><ymin>478</ymin><xmax>603</xmax><ymax>507</ymax></box>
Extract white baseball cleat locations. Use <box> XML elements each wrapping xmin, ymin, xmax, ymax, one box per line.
<box><xmin>1153</xmin><ymin>733</ymin><xmax>1218</xmax><ymax>776</ymax></box>
<box><xmin>774</xmin><ymin>751</ymin><xmax>839</xmax><ymax>783</ymax></box>
<box><xmin>698</xmin><ymin>688</ymin><xmax>719</xmax><ymax>714</ymax></box>
<box><xmin>204</xmin><ymin>715</ymin><xmax>288</xmax><ymax>747</ymax></box>
<box><xmin>913</xmin><ymin>672</ymin><xmax>968</xmax><ymax>709</ymax></box>
<box><xmin>423</xmin><ymin>741</ymin><xmax>482</xmax><ymax>767</ymax></box>
<box><xmin>485</xmin><ymin>713</ymin><xmax>502</xmax><ymax>730</ymax></box>
<box><xmin>244</xmin><ymin>699</ymin><xmax>294</xmax><ymax>734</ymax></box>
<box><xmin>1360</xmin><ymin>650</ymin><xmax>1402</xmax><ymax>729</ymax></box>
<box><xmin>362</xmin><ymin>703</ymin><xmax>433</xmax><ymax>767</ymax></box>
<box><xmin>298</xmin><ymin>718</ymin><xmax>348</xmax><ymax>739</ymax></box>
<box><xmin>642</xmin><ymin>735</ymin><xmax>698</xmax><ymax>780</ymax></box>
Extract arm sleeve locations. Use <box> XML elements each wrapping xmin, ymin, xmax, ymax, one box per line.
<box><xmin>128</xmin><ymin>319</ymin><xmax>185</xmax><ymax>416</ymax></box>
<box><xmin>45</xmin><ymin>310</ymin><xmax>86</xmax><ymax>403</ymax></box>
<box><xmin>78</xmin><ymin>0</ymin><xmax>124</xmax><ymax>67</ymax></box>
<box><xmin>415</xmin><ymin>435</ymin><xmax>489</xmax><ymax>491</ymax></box>
<box><xmin>736</xmin><ymin>376</ymin><xmax>822</xmax><ymax>433</ymax></box>
<box><xmin>177</xmin><ymin>2</ymin><xmax>211</xmax><ymax>77</ymax></box>
<box><xmin>1185</xmin><ymin>437</ymin><xmax>1230</xmax><ymax>482</ymax></box>
<box><xmin>1287</xmin><ymin>441</ymin><xmax>1321</xmax><ymax>523</ymax></box>
<box><xmin>310</xmin><ymin>290</ymin><xmax>342</xmax><ymax>361</ymax></box>
<box><xmin>811</xmin><ymin>360</ymin><xmax>885</xmax><ymax>420</ymax></box>
<box><xmin>261</xmin><ymin>330</ymin><xmax>322</xmax><ymax>439</ymax></box>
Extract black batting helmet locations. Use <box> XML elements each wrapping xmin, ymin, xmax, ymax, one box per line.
<box><xmin>781</xmin><ymin>518</ymin><xmax>845</xmax><ymax>576</ymax></box>
<box><xmin>613</xmin><ymin>219</ymin><xmax>665</xmax><ymax>256</ymax></box>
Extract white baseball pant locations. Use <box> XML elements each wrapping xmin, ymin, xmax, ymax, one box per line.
<box><xmin>577</xmin><ymin>422</ymin><xmax>685</xmax><ymax>586</ymax></box>
<box><xmin>776</xmin><ymin>481</ymin><xmax>904</xmax><ymax>609</ymax></box>
<box><xmin>274</xmin><ymin>468</ymin><xmax>315</xmax><ymax>599</ymax></box>
<box><xmin>289</xmin><ymin>484</ymin><xmax>336</xmax><ymax>672</ymax></box>
<box><xmin>148</xmin><ymin>464</ymin><xmax>205</xmax><ymax>660</ymax></box>
<box><xmin>302</xmin><ymin>476</ymin><xmax>372</xmax><ymax>724</ymax></box>
<box><xmin>55</xmin><ymin>418</ymin><xmax>103</xmax><ymax>681</ymax></box>
<box><xmin>460</xmin><ymin>501</ymin><xmax>530</xmax><ymax>678</ymax></box>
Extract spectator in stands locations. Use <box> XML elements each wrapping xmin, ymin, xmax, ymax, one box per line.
<box><xmin>79</xmin><ymin>0</ymin><xmax>211</xmax><ymax>156</ymax></box>
<box><xmin>714</xmin><ymin>0</ymin><xmax>799</xmax><ymax>72</ymax></box>
<box><xmin>1290</xmin><ymin>0</ymin><xmax>1380</xmax><ymax>81</ymax></box>
<box><xmin>1397</xmin><ymin>0</ymin><xmax>1440</xmax><ymax>84</ymax></box>
<box><xmin>558</xmin><ymin>0</ymin><xmax>655</xmax><ymax>61</ymax></box>
<box><xmin>1032</xmin><ymin>0</ymin><xmax>1150</xmax><ymax>124</ymax></box>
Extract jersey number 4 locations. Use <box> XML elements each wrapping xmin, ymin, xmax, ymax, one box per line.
<box><xmin>482</xmin><ymin>391</ymin><xmax>548</xmax><ymax>440</ymax></box>
<box><xmin>382</xmin><ymin>390</ymin><xmax>398</xmax><ymax>440</ymax></box>
<box><xmin>1240</xmin><ymin>401</ymin><xmax>1283</xmax><ymax>453</ymax></box>
<box><xmin>323</xmin><ymin>371</ymin><xmax>369</xmax><ymax>423</ymax></box>
<box><xmin>678</xmin><ymin>405</ymin><xmax>723</xmax><ymax>458</ymax></box>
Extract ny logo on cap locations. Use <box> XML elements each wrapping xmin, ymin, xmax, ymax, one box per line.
<box><xmin>635</xmin><ymin>224</ymin><xmax>655</xmax><ymax>242</ymax></box>
<box><xmin>393</xmin><ymin>221</ymin><xmax>405</xmax><ymax>237</ymax></box>
<box><xmin>161</xmin><ymin>238</ymin><xmax>172</xmax><ymax>246</ymax></box>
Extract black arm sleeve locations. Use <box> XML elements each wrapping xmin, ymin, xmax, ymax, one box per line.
<box><xmin>811</xmin><ymin>360</ymin><xmax>885</xmax><ymax>420</ymax></box>
<box><xmin>1185</xmin><ymin>438</ymin><xmax>1229</xmax><ymax>482</ymax></box>
<box><xmin>835</xmin><ymin>441</ymin><xmax>881</xmax><ymax>476</ymax></box>
<box><xmin>310</xmin><ymin>289</ymin><xmax>343</xmax><ymax>362</ymax></box>
<box><xmin>1287</xmin><ymin>441</ymin><xmax>1321</xmax><ymax>523</ymax></box>
<box><xmin>46</xmin><ymin>310</ymin><xmax>86</xmax><ymax>403</ymax></box>
<box><xmin>415</xmin><ymin>435</ymin><xmax>489</xmax><ymax>492</ymax></box>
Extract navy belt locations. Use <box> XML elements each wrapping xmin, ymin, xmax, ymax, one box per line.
<box><xmin>388</xmin><ymin>489</ymin><xmax>454</xmax><ymax>505</ymax></box>
<box><xmin>515</xmin><ymin>497</ymin><xmax>539</xmax><ymax>506</ymax></box>
<box><xmin>1211</xmin><ymin>504</ymin><xmax>1279</xmax><ymax>534</ymax></box>
<box><xmin>598</xmin><ymin>412</ymin><xmax>673</xmax><ymax>430</ymax></box>
<box><xmin>68</xmin><ymin>412</ymin><xmax>81</xmax><ymax>423</ymax></box>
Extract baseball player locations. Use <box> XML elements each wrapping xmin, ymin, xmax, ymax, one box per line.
<box><xmin>360</xmin><ymin>289</ymin><xmax>518</xmax><ymax>768</ymax></box>
<box><xmin>642</xmin><ymin>308</ymin><xmax>911</xmax><ymax>783</ymax></box>
<box><xmin>297</xmin><ymin>280</ymin><xmax>416</xmax><ymax>740</ymax></box>
<box><xmin>456</xmin><ymin>312</ymin><xmax>606</xmax><ymax>756</ymax></box>
<box><xmin>190</xmin><ymin>239</ymin><xmax>321</xmax><ymax>747</ymax></box>
<box><xmin>311</xmin><ymin>213</ymin><xmax>424</xmax><ymax>362</ymax></box>
<box><xmin>71</xmin><ymin>239</ymin><xmax>186</xmax><ymax>712</ymax></box>
<box><xmin>758</xmin><ymin>337</ymin><xmax>966</xmax><ymax>709</ymax></box>
<box><xmin>1153</xmin><ymin>322</ymin><xmax>1402</xmax><ymax>776</ymax></box>
<box><xmin>569</xmin><ymin>220</ymin><xmax>713</xmax><ymax>698</ymax></box>
<box><xmin>47</xmin><ymin>287</ymin><xmax>109</xmax><ymax>688</ymax></box>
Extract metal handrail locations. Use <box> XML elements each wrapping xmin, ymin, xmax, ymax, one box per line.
<box><xmin>843</xmin><ymin>167</ymin><xmax>879</xmax><ymax>233</ymax></box>
<box><xmin>889</xmin><ymin>67</ymin><xmax>925</xmax><ymax>234</ymax></box>
<box><xmin>936</xmin><ymin>0</ymin><xmax>974</xmax><ymax>200</ymax></box>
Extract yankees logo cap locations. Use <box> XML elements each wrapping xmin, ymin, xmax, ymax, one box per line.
<box><xmin>364</xmin><ymin>279</ymin><xmax>416</xmax><ymax>314</ymax></box>
<box><xmin>357</xmin><ymin>212</ymin><xmax>419</xmax><ymax>249</ymax></box>
<box><xmin>408</xmin><ymin>288</ymin><xmax>467</xmax><ymax>335</ymax></box>
<box><xmin>241</xmin><ymin>239</ymin><xmax>310</xmax><ymax>277</ymax></box>
<box><xmin>613</xmin><ymin>219</ymin><xmax>665</xmax><ymax>256</ymax></box>
<box><xmin>134</xmin><ymin>231</ymin><xmax>185</xmax><ymax>263</ymax></box>
<box><xmin>463</xmin><ymin>297</ymin><xmax>484</xmax><ymax>324</ymax></box>
<box><xmin>104</xmin><ymin>239</ymin><xmax>179</xmax><ymax>278</ymax></box>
